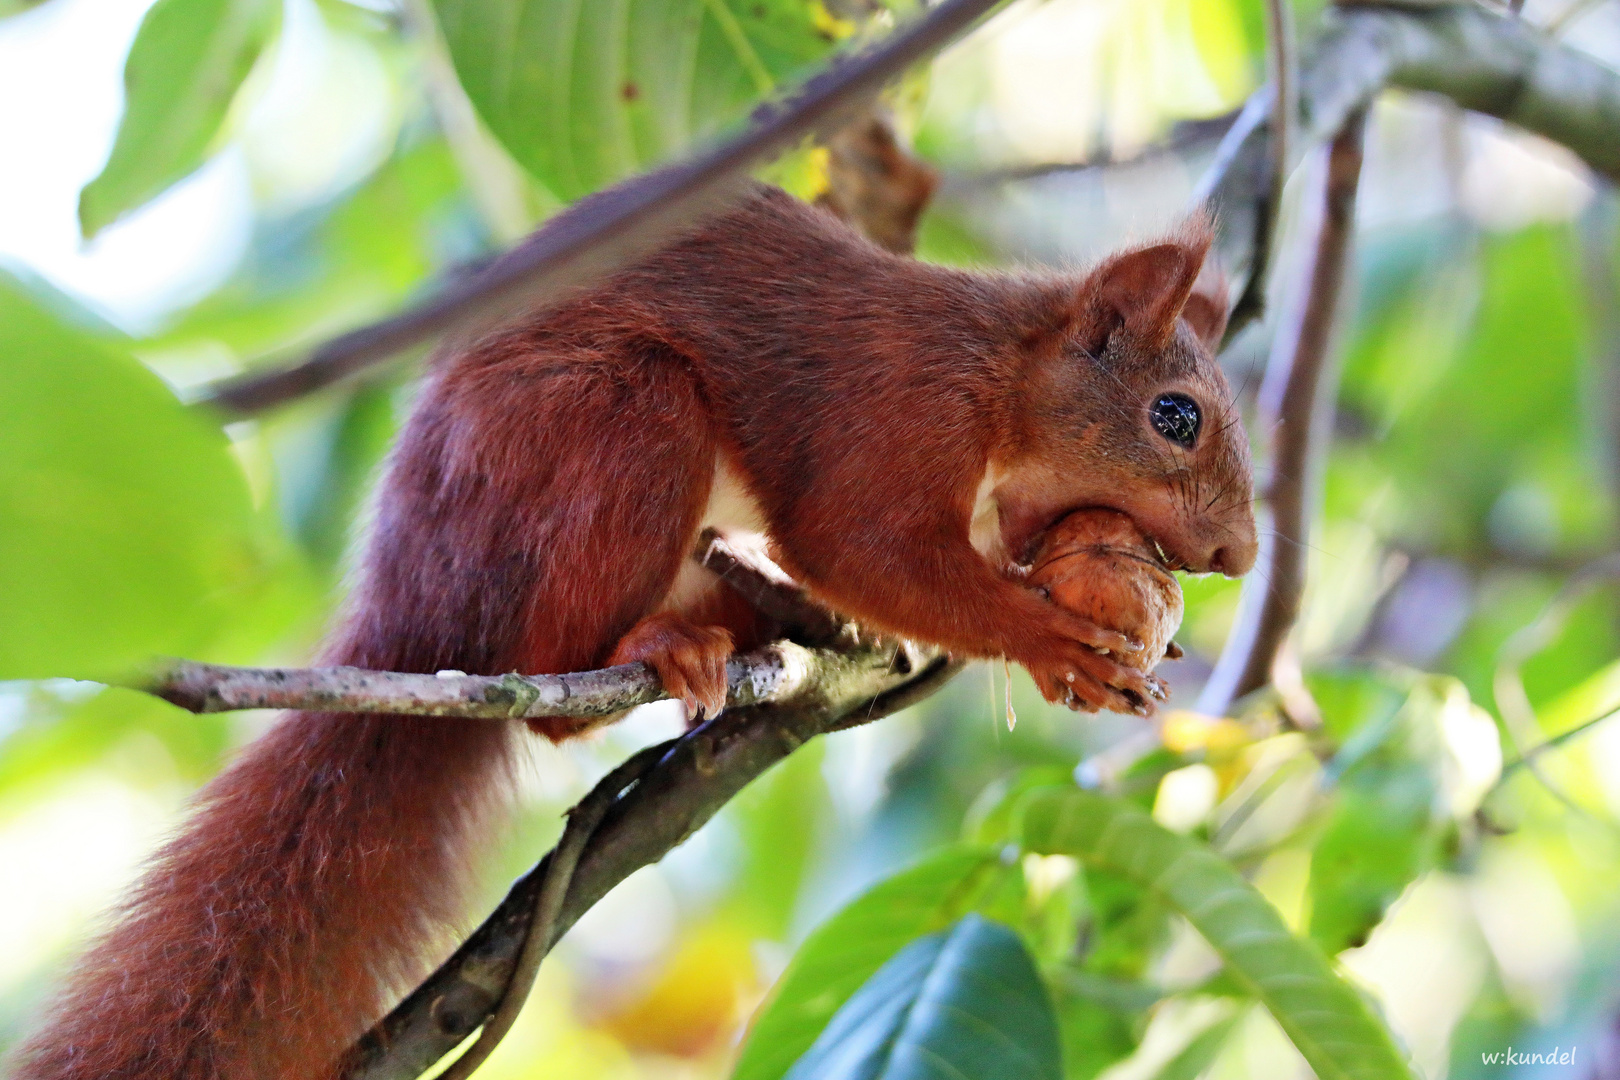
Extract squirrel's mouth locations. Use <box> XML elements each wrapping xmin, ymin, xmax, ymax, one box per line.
<box><xmin>1148</xmin><ymin>536</ymin><xmax>1183</xmax><ymax>573</ymax></box>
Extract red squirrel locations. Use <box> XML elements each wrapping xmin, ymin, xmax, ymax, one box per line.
<box><xmin>11</xmin><ymin>183</ymin><xmax>1256</xmax><ymax>1080</ymax></box>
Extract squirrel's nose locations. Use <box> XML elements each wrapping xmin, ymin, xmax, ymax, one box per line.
<box><xmin>1207</xmin><ymin>536</ymin><xmax>1257</xmax><ymax>578</ymax></box>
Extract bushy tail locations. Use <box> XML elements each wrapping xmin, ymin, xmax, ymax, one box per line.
<box><xmin>8</xmin><ymin>709</ymin><xmax>512</xmax><ymax>1080</ymax></box>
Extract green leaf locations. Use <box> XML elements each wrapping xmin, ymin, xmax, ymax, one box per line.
<box><xmin>1050</xmin><ymin>968</ymin><xmax>1162</xmax><ymax>1080</ymax></box>
<box><xmin>0</xmin><ymin>272</ymin><xmax>267</xmax><ymax>680</ymax></box>
<box><xmin>1306</xmin><ymin>779</ymin><xmax>1436</xmax><ymax>954</ymax></box>
<box><xmin>431</xmin><ymin>0</ymin><xmax>839</xmax><ymax>200</ymax></box>
<box><xmin>1077</xmin><ymin>869</ymin><xmax>1173</xmax><ymax>981</ymax></box>
<box><xmin>1309</xmin><ymin>674</ymin><xmax>1443</xmax><ymax>953</ymax></box>
<box><xmin>80</xmin><ymin>0</ymin><xmax>278</xmax><ymax>237</ymax></box>
<box><xmin>781</xmin><ymin>914</ymin><xmax>1063</xmax><ymax>1080</ymax></box>
<box><xmin>1308</xmin><ymin>667</ymin><xmax>1408</xmax><ymax>749</ymax></box>
<box><xmin>1019</xmin><ymin>786</ymin><xmax>1417</xmax><ymax>1080</ymax></box>
<box><xmin>733</xmin><ymin>846</ymin><xmax>1021</xmax><ymax>1080</ymax></box>
<box><xmin>1151</xmin><ymin>1011</ymin><xmax>1243</xmax><ymax>1080</ymax></box>
<box><xmin>963</xmin><ymin>766</ymin><xmax>1075</xmax><ymax>845</ymax></box>
<box><xmin>1538</xmin><ymin>655</ymin><xmax>1620</xmax><ymax>736</ymax></box>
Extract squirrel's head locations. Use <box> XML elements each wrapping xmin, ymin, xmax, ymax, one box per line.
<box><xmin>999</xmin><ymin>219</ymin><xmax>1257</xmax><ymax>578</ymax></box>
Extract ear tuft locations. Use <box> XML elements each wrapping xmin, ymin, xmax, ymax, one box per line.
<box><xmin>1084</xmin><ymin>218</ymin><xmax>1213</xmax><ymax>353</ymax></box>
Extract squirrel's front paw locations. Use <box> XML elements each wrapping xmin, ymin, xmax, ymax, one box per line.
<box><xmin>1019</xmin><ymin>632</ymin><xmax>1164</xmax><ymax>716</ymax></box>
<box><xmin>608</xmin><ymin>613</ymin><xmax>735</xmax><ymax>724</ymax></box>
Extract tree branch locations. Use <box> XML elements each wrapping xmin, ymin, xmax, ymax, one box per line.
<box><xmin>430</xmin><ymin>738</ymin><xmax>660</xmax><ymax>1080</ymax></box>
<box><xmin>1199</xmin><ymin>108</ymin><xmax>1368</xmax><ymax>716</ymax></box>
<box><xmin>344</xmin><ymin>646</ymin><xmax>963</xmax><ymax>1080</ymax></box>
<box><xmin>139</xmin><ymin>644</ymin><xmax>828</xmax><ymax>722</ymax></box>
<box><xmin>139</xmin><ymin>529</ymin><xmax>883</xmax><ymax>723</ymax></box>
<box><xmin>1201</xmin><ymin>1</ymin><xmax>1620</xmax><ymax>343</ymax></box>
<box><xmin>200</xmin><ymin>0</ymin><xmax>1006</xmax><ymax>416</ymax></box>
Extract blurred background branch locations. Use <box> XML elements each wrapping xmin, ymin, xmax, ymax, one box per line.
<box><xmin>1201</xmin><ymin>108</ymin><xmax>1368</xmax><ymax>717</ymax></box>
<box><xmin>938</xmin><ymin>110</ymin><xmax>1240</xmax><ymax>191</ymax></box>
<box><xmin>1221</xmin><ymin>0</ymin><xmax>1297</xmax><ymax>337</ymax></box>
<box><xmin>1203</xmin><ymin>1</ymin><xmax>1620</xmax><ymax>343</ymax></box>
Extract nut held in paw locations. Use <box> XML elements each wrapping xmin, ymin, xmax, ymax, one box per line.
<box><xmin>1026</xmin><ymin>508</ymin><xmax>1184</xmax><ymax>672</ymax></box>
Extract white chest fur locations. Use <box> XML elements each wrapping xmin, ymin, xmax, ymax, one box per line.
<box><xmin>702</xmin><ymin>453</ymin><xmax>769</xmax><ymax>536</ymax></box>
<box><xmin>661</xmin><ymin>453</ymin><xmax>772</xmax><ymax>613</ymax></box>
<box><xmin>969</xmin><ymin>463</ymin><xmax>1009</xmax><ymax>566</ymax></box>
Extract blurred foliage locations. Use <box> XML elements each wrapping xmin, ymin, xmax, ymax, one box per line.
<box><xmin>0</xmin><ymin>270</ymin><xmax>304</xmax><ymax>683</ymax></box>
<box><xmin>79</xmin><ymin>0</ymin><xmax>279</xmax><ymax>237</ymax></box>
<box><xmin>4</xmin><ymin>0</ymin><xmax>1620</xmax><ymax>1077</ymax></box>
<box><xmin>432</xmin><ymin>0</ymin><xmax>842</xmax><ymax>202</ymax></box>
<box><xmin>1021</xmin><ymin>784</ymin><xmax>1415</xmax><ymax>1080</ymax></box>
<box><xmin>152</xmin><ymin>135</ymin><xmax>474</xmax><ymax>357</ymax></box>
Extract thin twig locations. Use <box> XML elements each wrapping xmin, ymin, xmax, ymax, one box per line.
<box><xmin>1489</xmin><ymin>553</ymin><xmax>1620</xmax><ymax>817</ymax></box>
<box><xmin>431</xmin><ymin>744</ymin><xmax>667</xmax><ymax>1080</ymax></box>
<box><xmin>1501</xmin><ymin>707</ymin><xmax>1620</xmax><ymax>779</ymax></box>
<box><xmin>138</xmin><ymin>644</ymin><xmax>818</xmax><ymax>721</ymax></box>
<box><xmin>200</xmin><ymin>0</ymin><xmax>1006</xmax><ymax>415</ymax></box>
<box><xmin>1199</xmin><ymin>108</ymin><xmax>1368</xmax><ymax>716</ymax></box>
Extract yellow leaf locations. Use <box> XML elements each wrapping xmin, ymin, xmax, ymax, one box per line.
<box><xmin>597</xmin><ymin>922</ymin><xmax>758</xmax><ymax>1058</ymax></box>
<box><xmin>1161</xmin><ymin>710</ymin><xmax>1251</xmax><ymax>759</ymax></box>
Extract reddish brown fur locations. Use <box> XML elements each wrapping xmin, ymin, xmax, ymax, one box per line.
<box><xmin>11</xmin><ymin>184</ymin><xmax>1254</xmax><ymax>1079</ymax></box>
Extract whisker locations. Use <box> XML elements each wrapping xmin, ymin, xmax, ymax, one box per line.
<box><xmin>1257</xmin><ymin>529</ymin><xmax>1338</xmax><ymax>560</ymax></box>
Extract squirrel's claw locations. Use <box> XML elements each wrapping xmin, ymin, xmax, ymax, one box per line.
<box><xmin>607</xmin><ymin>613</ymin><xmax>734</xmax><ymax>728</ymax></box>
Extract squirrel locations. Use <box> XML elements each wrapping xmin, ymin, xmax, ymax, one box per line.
<box><xmin>10</xmin><ymin>183</ymin><xmax>1256</xmax><ymax>1080</ymax></box>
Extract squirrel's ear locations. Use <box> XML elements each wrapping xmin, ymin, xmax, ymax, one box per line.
<box><xmin>1084</xmin><ymin>237</ymin><xmax>1207</xmax><ymax>353</ymax></box>
<box><xmin>1181</xmin><ymin>265</ymin><xmax>1229</xmax><ymax>351</ymax></box>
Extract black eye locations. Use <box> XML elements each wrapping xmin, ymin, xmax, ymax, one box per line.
<box><xmin>1150</xmin><ymin>393</ymin><xmax>1201</xmax><ymax>447</ymax></box>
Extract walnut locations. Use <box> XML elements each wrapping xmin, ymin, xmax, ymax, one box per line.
<box><xmin>1026</xmin><ymin>508</ymin><xmax>1184</xmax><ymax>672</ymax></box>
